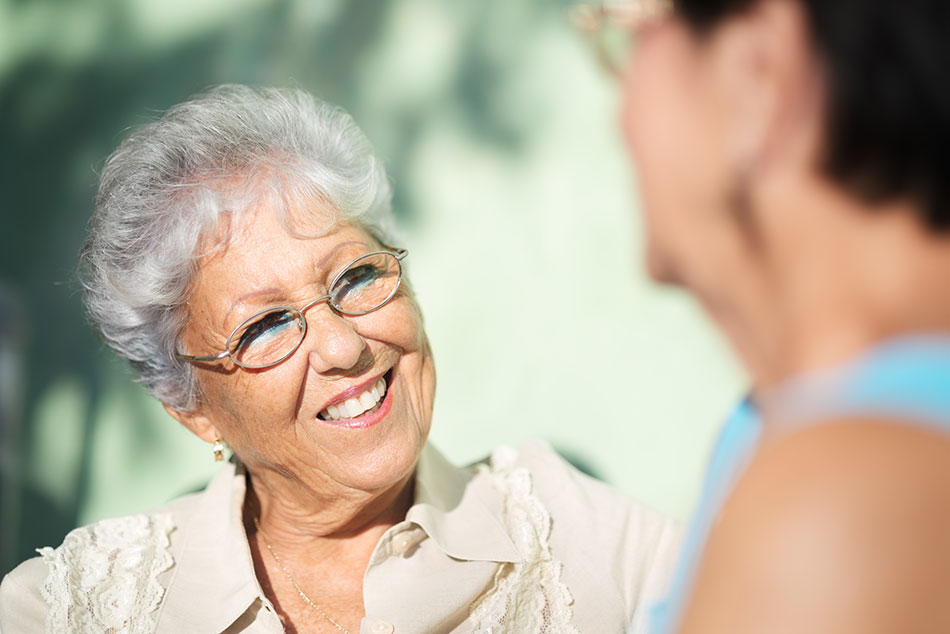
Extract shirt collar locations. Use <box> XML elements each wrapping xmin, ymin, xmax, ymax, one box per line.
<box><xmin>407</xmin><ymin>444</ymin><xmax>521</xmax><ymax>564</ymax></box>
<box><xmin>157</xmin><ymin>461</ymin><xmax>264</xmax><ymax>634</ymax></box>
<box><xmin>158</xmin><ymin>443</ymin><xmax>520</xmax><ymax>633</ymax></box>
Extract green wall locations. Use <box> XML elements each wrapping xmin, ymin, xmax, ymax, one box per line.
<box><xmin>0</xmin><ymin>0</ymin><xmax>745</xmax><ymax>575</ymax></box>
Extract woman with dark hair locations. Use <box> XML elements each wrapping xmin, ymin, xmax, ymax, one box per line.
<box><xmin>581</xmin><ymin>0</ymin><xmax>950</xmax><ymax>632</ymax></box>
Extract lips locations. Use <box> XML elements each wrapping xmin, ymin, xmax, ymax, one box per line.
<box><xmin>317</xmin><ymin>368</ymin><xmax>393</xmax><ymax>424</ymax></box>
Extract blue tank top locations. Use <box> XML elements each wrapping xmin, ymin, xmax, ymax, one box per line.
<box><xmin>647</xmin><ymin>335</ymin><xmax>950</xmax><ymax>634</ymax></box>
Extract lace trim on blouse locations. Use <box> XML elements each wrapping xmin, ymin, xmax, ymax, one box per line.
<box><xmin>37</xmin><ymin>513</ymin><xmax>175</xmax><ymax>634</ymax></box>
<box><xmin>469</xmin><ymin>446</ymin><xmax>581</xmax><ymax>634</ymax></box>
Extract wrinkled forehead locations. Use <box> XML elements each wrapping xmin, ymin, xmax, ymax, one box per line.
<box><xmin>193</xmin><ymin>175</ymin><xmax>379</xmax><ymax>256</ymax></box>
<box><xmin>188</xmin><ymin>199</ymin><xmax>378</xmax><ymax>308</ymax></box>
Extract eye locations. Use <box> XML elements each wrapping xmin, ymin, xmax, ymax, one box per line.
<box><xmin>333</xmin><ymin>264</ymin><xmax>382</xmax><ymax>300</ymax></box>
<box><xmin>327</xmin><ymin>252</ymin><xmax>401</xmax><ymax>315</ymax></box>
<box><xmin>232</xmin><ymin>310</ymin><xmax>298</xmax><ymax>352</ymax></box>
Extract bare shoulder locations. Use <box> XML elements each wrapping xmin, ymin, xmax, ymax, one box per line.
<box><xmin>681</xmin><ymin>419</ymin><xmax>950</xmax><ymax>634</ymax></box>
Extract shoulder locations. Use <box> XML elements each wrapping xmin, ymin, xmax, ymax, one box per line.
<box><xmin>497</xmin><ymin>439</ymin><xmax>679</xmax><ymax>548</ymax></box>
<box><xmin>0</xmin><ymin>490</ymin><xmax>205</xmax><ymax>634</ymax></box>
<box><xmin>480</xmin><ymin>440</ymin><xmax>681</xmax><ymax>627</ymax></box>
<box><xmin>681</xmin><ymin>418</ymin><xmax>950</xmax><ymax>634</ymax></box>
<box><xmin>0</xmin><ymin>558</ymin><xmax>48</xmax><ymax>633</ymax></box>
<box><xmin>728</xmin><ymin>418</ymin><xmax>950</xmax><ymax>535</ymax></box>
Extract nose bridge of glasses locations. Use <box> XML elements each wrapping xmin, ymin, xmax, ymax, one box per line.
<box><xmin>298</xmin><ymin>293</ymin><xmax>361</xmax><ymax>335</ymax></box>
<box><xmin>300</xmin><ymin>293</ymin><xmax>334</xmax><ymax>314</ymax></box>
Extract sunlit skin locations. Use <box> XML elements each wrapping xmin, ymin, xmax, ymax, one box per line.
<box><xmin>620</xmin><ymin>1</ymin><xmax>950</xmax><ymax>632</ymax></box>
<box><xmin>621</xmin><ymin>1</ymin><xmax>950</xmax><ymax>388</ymax></box>
<box><xmin>167</xmin><ymin>201</ymin><xmax>436</xmax><ymax>633</ymax></box>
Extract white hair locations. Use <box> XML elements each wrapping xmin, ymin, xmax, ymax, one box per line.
<box><xmin>81</xmin><ymin>84</ymin><xmax>396</xmax><ymax>411</ymax></box>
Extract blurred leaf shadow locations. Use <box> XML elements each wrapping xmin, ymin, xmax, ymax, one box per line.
<box><xmin>0</xmin><ymin>0</ymin><xmax>578</xmax><ymax>575</ymax></box>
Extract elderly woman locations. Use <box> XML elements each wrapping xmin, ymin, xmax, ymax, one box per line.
<box><xmin>593</xmin><ymin>0</ymin><xmax>950</xmax><ymax>632</ymax></box>
<box><xmin>0</xmin><ymin>85</ymin><xmax>678</xmax><ymax>634</ymax></box>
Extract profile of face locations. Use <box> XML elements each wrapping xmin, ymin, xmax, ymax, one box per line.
<box><xmin>171</xmin><ymin>201</ymin><xmax>436</xmax><ymax>499</ymax></box>
<box><xmin>620</xmin><ymin>4</ymin><xmax>819</xmax><ymax>297</ymax></box>
<box><xmin>621</xmin><ymin>18</ymin><xmax>729</xmax><ymax>287</ymax></box>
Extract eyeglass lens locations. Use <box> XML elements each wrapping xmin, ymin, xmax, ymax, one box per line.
<box><xmin>571</xmin><ymin>0</ymin><xmax>674</xmax><ymax>76</ymax></box>
<box><xmin>226</xmin><ymin>252</ymin><xmax>402</xmax><ymax>368</ymax></box>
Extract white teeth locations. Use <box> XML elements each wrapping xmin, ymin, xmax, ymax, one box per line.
<box><xmin>343</xmin><ymin>397</ymin><xmax>362</xmax><ymax>417</ymax></box>
<box><xmin>319</xmin><ymin>375</ymin><xmax>388</xmax><ymax>421</ymax></box>
<box><xmin>358</xmin><ymin>391</ymin><xmax>376</xmax><ymax>410</ymax></box>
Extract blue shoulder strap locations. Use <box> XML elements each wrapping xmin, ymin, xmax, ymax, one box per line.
<box><xmin>770</xmin><ymin>336</ymin><xmax>950</xmax><ymax>428</ymax></box>
<box><xmin>646</xmin><ymin>335</ymin><xmax>950</xmax><ymax>634</ymax></box>
<box><xmin>647</xmin><ymin>399</ymin><xmax>761</xmax><ymax>634</ymax></box>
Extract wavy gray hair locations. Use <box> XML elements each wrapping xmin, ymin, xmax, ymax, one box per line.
<box><xmin>81</xmin><ymin>85</ymin><xmax>396</xmax><ymax>412</ymax></box>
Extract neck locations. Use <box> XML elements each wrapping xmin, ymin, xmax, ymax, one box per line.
<box><xmin>243</xmin><ymin>469</ymin><xmax>415</xmax><ymax>633</ymax></box>
<box><xmin>714</xmin><ymin>188</ymin><xmax>950</xmax><ymax>392</ymax></box>
<box><xmin>244</xmin><ymin>467</ymin><xmax>415</xmax><ymax>566</ymax></box>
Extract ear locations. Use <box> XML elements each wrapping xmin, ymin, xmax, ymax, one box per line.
<box><xmin>711</xmin><ymin>0</ymin><xmax>821</xmax><ymax>172</ymax></box>
<box><xmin>163</xmin><ymin>403</ymin><xmax>221</xmax><ymax>444</ymax></box>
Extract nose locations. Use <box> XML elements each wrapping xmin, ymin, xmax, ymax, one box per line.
<box><xmin>304</xmin><ymin>305</ymin><xmax>367</xmax><ymax>374</ymax></box>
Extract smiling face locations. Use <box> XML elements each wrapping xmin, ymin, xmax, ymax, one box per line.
<box><xmin>174</xmin><ymin>202</ymin><xmax>436</xmax><ymax>502</ymax></box>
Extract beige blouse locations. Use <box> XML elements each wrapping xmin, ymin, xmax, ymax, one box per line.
<box><xmin>0</xmin><ymin>441</ymin><xmax>680</xmax><ymax>634</ymax></box>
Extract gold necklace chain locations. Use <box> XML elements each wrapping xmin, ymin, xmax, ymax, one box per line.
<box><xmin>253</xmin><ymin>517</ymin><xmax>351</xmax><ymax>634</ymax></box>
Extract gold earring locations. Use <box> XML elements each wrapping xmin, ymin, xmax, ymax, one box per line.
<box><xmin>212</xmin><ymin>437</ymin><xmax>226</xmax><ymax>462</ymax></box>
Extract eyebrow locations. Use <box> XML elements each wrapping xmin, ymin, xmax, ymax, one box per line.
<box><xmin>220</xmin><ymin>287</ymin><xmax>282</xmax><ymax>329</ymax></box>
<box><xmin>219</xmin><ymin>240</ymin><xmax>371</xmax><ymax>328</ymax></box>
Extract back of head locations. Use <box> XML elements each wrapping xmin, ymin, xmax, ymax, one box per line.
<box><xmin>81</xmin><ymin>85</ymin><xmax>394</xmax><ymax>412</ymax></box>
<box><xmin>676</xmin><ymin>0</ymin><xmax>950</xmax><ymax>231</ymax></box>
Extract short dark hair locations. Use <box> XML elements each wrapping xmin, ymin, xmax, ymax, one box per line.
<box><xmin>676</xmin><ymin>0</ymin><xmax>950</xmax><ymax>231</ymax></box>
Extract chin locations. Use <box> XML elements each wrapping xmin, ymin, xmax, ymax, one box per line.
<box><xmin>645</xmin><ymin>244</ymin><xmax>683</xmax><ymax>285</ymax></box>
<box><xmin>345</xmin><ymin>443</ymin><xmax>423</xmax><ymax>493</ymax></box>
<box><xmin>334</xmin><ymin>416</ymin><xmax>428</xmax><ymax>492</ymax></box>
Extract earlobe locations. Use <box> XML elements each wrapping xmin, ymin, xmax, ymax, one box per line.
<box><xmin>715</xmin><ymin>16</ymin><xmax>773</xmax><ymax>172</ymax></box>
<box><xmin>162</xmin><ymin>403</ymin><xmax>220</xmax><ymax>443</ymax></box>
<box><xmin>719</xmin><ymin>0</ymin><xmax>817</xmax><ymax>172</ymax></box>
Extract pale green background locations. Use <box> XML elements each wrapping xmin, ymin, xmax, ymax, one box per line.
<box><xmin>0</xmin><ymin>0</ymin><xmax>745</xmax><ymax>575</ymax></box>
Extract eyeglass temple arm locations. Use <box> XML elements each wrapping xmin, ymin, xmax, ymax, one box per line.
<box><xmin>176</xmin><ymin>350</ymin><xmax>230</xmax><ymax>364</ymax></box>
<box><xmin>385</xmin><ymin>245</ymin><xmax>408</xmax><ymax>260</ymax></box>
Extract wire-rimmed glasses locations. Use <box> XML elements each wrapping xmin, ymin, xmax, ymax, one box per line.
<box><xmin>176</xmin><ymin>247</ymin><xmax>408</xmax><ymax>370</ymax></box>
<box><xmin>569</xmin><ymin>0</ymin><xmax>674</xmax><ymax>76</ymax></box>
